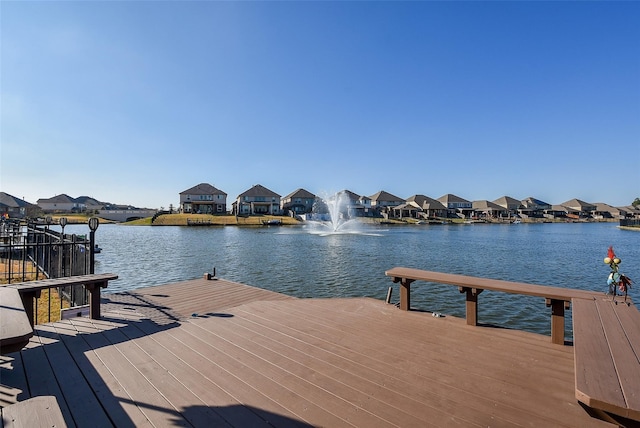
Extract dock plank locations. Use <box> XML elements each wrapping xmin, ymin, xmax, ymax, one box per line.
<box><xmin>19</xmin><ymin>336</ymin><xmax>77</xmax><ymax>427</ymax></box>
<box><xmin>186</xmin><ymin>308</ymin><xmax>460</xmax><ymax>427</ymax></box>
<box><xmin>51</xmin><ymin>317</ymin><xmax>152</xmax><ymax>428</ymax></box>
<box><xmin>132</xmin><ymin>320</ymin><xmax>275</xmax><ymax>428</ymax></box>
<box><xmin>96</xmin><ymin>319</ymin><xmax>193</xmax><ymax>427</ymax></box>
<box><xmin>2</xmin><ymin>278</ymin><xmax>613</xmax><ymax>428</ymax></box>
<box><xmin>165</xmin><ymin>321</ymin><xmax>338</xmax><ymax>427</ymax></box>
<box><xmin>34</xmin><ymin>323</ymin><xmax>112</xmax><ymax>427</ymax></box>
<box><xmin>236</xmin><ymin>298</ymin><xmax>592</xmax><ymax>427</ymax></box>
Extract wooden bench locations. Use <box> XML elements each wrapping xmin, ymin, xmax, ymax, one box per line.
<box><xmin>572</xmin><ymin>297</ymin><xmax>640</xmax><ymax>426</ymax></box>
<box><xmin>1</xmin><ymin>395</ymin><xmax>67</xmax><ymax>427</ymax></box>
<box><xmin>7</xmin><ymin>273</ymin><xmax>118</xmax><ymax>326</ymax></box>
<box><xmin>385</xmin><ymin>267</ymin><xmax>602</xmax><ymax>345</ymax></box>
<box><xmin>0</xmin><ymin>288</ymin><xmax>33</xmax><ymax>355</ymax></box>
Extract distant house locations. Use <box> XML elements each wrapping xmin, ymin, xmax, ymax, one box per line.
<box><xmin>437</xmin><ymin>194</ymin><xmax>473</xmax><ymax>218</ymax></box>
<box><xmin>591</xmin><ymin>203</ymin><xmax>624</xmax><ymax>220</ymax></box>
<box><xmin>546</xmin><ymin>205</ymin><xmax>570</xmax><ymax>219</ymax></box>
<box><xmin>560</xmin><ymin>199</ymin><xmax>596</xmax><ymax>219</ymax></box>
<box><xmin>369</xmin><ymin>191</ymin><xmax>404</xmax><ymax>216</ymax></box>
<box><xmin>492</xmin><ymin>196</ymin><xmax>522</xmax><ymax>217</ymax></box>
<box><xmin>180</xmin><ymin>183</ymin><xmax>227</xmax><ymax>214</ymax></box>
<box><xmin>37</xmin><ymin>194</ymin><xmax>81</xmax><ymax>213</ymax></box>
<box><xmin>331</xmin><ymin>190</ymin><xmax>372</xmax><ymax>217</ymax></box>
<box><xmin>234</xmin><ymin>184</ymin><xmax>281</xmax><ymax>215</ymax></box>
<box><xmin>281</xmin><ymin>188</ymin><xmax>317</xmax><ymax>215</ymax></box>
<box><xmin>397</xmin><ymin>195</ymin><xmax>447</xmax><ymax>219</ymax></box>
<box><xmin>472</xmin><ymin>200</ymin><xmax>507</xmax><ymax>219</ymax></box>
<box><xmin>0</xmin><ymin>192</ymin><xmax>38</xmax><ymax>219</ymax></box>
<box><xmin>519</xmin><ymin>197</ymin><xmax>551</xmax><ymax>218</ymax></box>
<box><xmin>75</xmin><ymin>196</ymin><xmax>104</xmax><ymax>213</ymax></box>
<box><xmin>619</xmin><ymin>205</ymin><xmax>640</xmax><ymax>220</ymax></box>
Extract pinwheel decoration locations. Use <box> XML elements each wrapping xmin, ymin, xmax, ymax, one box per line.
<box><xmin>604</xmin><ymin>246</ymin><xmax>633</xmax><ymax>301</ymax></box>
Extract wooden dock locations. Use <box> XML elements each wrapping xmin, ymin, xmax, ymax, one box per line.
<box><xmin>0</xmin><ymin>277</ymin><xmax>613</xmax><ymax>427</ymax></box>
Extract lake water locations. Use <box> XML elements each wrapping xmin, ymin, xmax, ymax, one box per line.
<box><xmin>61</xmin><ymin>222</ymin><xmax>639</xmax><ymax>337</ymax></box>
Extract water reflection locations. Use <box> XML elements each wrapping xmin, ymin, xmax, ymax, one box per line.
<box><xmin>58</xmin><ymin>222</ymin><xmax>639</xmax><ymax>335</ymax></box>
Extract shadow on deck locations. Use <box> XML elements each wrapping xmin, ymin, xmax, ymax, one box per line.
<box><xmin>1</xmin><ymin>278</ymin><xmax>612</xmax><ymax>427</ymax></box>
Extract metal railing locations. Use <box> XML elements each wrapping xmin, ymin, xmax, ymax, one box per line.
<box><xmin>1</xmin><ymin>218</ymin><xmax>99</xmax><ymax>323</ymax></box>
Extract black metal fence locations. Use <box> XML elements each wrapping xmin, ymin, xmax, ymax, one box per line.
<box><xmin>620</xmin><ymin>219</ymin><xmax>640</xmax><ymax>227</ymax></box>
<box><xmin>1</xmin><ymin>218</ymin><xmax>98</xmax><ymax>321</ymax></box>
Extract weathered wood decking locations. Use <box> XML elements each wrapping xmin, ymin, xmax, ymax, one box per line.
<box><xmin>1</xmin><ymin>277</ymin><xmax>612</xmax><ymax>427</ymax></box>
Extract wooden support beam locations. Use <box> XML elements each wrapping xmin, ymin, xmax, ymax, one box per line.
<box><xmin>460</xmin><ymin>287</ymin><xmax>483</xmax><ymax>326</ymax></box>
<box><xmin>19</xmin><ymin>290</ymin><xmax>41</xmax><ymax>327</ymax></box>
<box><xmin>85</xmin><ymin>281</ymin><xmax>107</xmax><ymax>320</ymax></box>
<box><xmin>547</xmin><ymin>298</ymin><xmax>565</xmax><ymax>345</ymax></box>
<box><xmin>398</xmin><ymin>278</ymin><xmax>415</xmax><ymax>311</ymax></box>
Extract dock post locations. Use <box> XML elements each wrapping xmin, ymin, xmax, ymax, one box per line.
<box><xmin>547</xmin><ymin>299</ymin><xmax>566</xmax><ymax>345</ymax></box>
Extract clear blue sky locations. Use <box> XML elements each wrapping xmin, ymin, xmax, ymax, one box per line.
<box><xmin>2</xmin><ymin>1</ymin><xmax>639</xmax><ymax>209</ymax></box>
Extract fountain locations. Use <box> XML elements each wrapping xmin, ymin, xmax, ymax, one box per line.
<box><xmin>304</xmin><ymin>191</ymin><xmax>363</xmax><ymax>235</ymax></box>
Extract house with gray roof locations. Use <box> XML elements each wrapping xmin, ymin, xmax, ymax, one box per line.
<box><xmin>180</xmin><ymin>183</ymin><xmax>227</xmax><ymax>214</ymax></box>
<box><xmin>546</xmin><ymin>205</ymin><xmax>570</xmax><ymax>219</ymax></box>
<box><xmin>0</xmin><ymin>192</ymin><xmax>38</xmax><ymax>219</ymax></box>
<box><xmin>234</xmin><ymin>184</ymin><xmax>281</xmax><ymax>215</ymax></box>
<box><xmin>369</xmin><ymin>191</ymin><xmax>404</xmax><ymax>216</ymax></box>
<box><xmin>75</xmin><ymin>196</ymin><xmax>105</xmax><ymax>213</ymax></box>
<box><xmin>519</xmin><ymin>197</ymin><xmax>551</xmax><ymax>218</ymax></box>
<box><xmin>281</xmin><ymin>188</ymin><xmax>317</xmax><ymax>215</ymax></box>
<box><xmin>619</xmin><ymin>205</ymin><xmax>640</xmax><ymax>219</ymax></box>
<box><xmin>493</xmin><ymin>196</ymin><xmax>522</xmax><ymax>216</ymax></box>
<box><xmin>400</xmin><ymin>195</ymin><xmax>447</xmax><ymax>219</ymax></box>
<box><xmin>472</xmin><ymin>200</ymin><xmax>507</xmax><ymax>219</ymax></box>
<box><xmin>560</xmin><ymin>199</ymin><xmax>596</xmax><ymax>219</ymax></box>
<box><xmin>437</xmin><ymin>194</ymin><xmax>473</xmax><ymax>218</ymax></box>
<box><xmin>37</xmin><ymin>194</ymin><xmax>80</xmax><ymax>213</ymax></box>
<box><xmin>328</xmin><ymin>190</ymin><xmax>373</xmax><ymax>217</ymax></box>
<box><xmin>591</xmin><ymin>203</ymin><xmax>626</xmax><ymax>220</ymax></box>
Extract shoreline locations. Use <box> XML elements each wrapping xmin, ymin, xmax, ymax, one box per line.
<box><xmin>42</xmin><ymin>213</ymin><xmax>633</xmax><ymax>228</ymax></box>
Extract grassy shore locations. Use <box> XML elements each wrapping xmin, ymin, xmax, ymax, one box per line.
<box><xmin>124</xmin><ymin>214</ymin><xmax>415</xmax><ymax>226</ymax></box>
<box><xmin>0</xmin><ymin>260</ymin><xmax>69</xmax><ymax>323</ymax></box>
<box><xmin>147</xmin><ymin>213</ymin><xmax>301</xmax><ymax>226</ymax></box>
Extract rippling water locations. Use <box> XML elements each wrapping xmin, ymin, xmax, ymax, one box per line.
<box><xmin>61</xmin><ymin>222</ymin><xmax>639</xmax><ymax>336</ymax></box>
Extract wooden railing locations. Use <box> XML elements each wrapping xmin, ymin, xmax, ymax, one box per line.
<box><xmin>9</xmin><ymin>273</ymin><xmax>119</xmax><ymax>325</ymax></box>
<box><xmin>0</xmin><ymin>273</ymin><xmax>118</xmax><ymax>355</ymax></box>
<box><xmin>385</xmin><ymin>267</ymin><xmax>603</xmax><ymax>345</ymax></box>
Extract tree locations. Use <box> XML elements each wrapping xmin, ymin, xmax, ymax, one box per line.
<box><xmin>633</xmin><ymin>198</ymin><xmax>640</xmax><ymax>207</ymax></box>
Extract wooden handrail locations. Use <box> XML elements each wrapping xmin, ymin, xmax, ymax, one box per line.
<box><xmin>385</xmin><ymin>267</ymin><xmax>602</xmax><ymax>345</ymax></box>
<box><xmin>7</xmin><ymin>273</ymin><xmax>118</xmax><ymax>326</ymax></box>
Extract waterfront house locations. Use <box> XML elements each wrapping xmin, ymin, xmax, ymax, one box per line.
<box><xmin>437</xmin><ymin>194</ymin><xmax>473</xmax><ymax>218</ymax></box>
<box><xmin>180</xmin><ymin>183</ymin><xmax>227</xmax><ymax>214</ymax></box>
<box><xmin>280</xmin><ymin>188</ymin><xmax>317</xmax><ymax>215</ymax></box>
<box><xmin>234</xmin><ymin>184</ymin><xmax>281</xmax><ymax>215</ymax></box>
<box><xmin>37</xmin><ymin>194</ymin><xmax>81</xmax><ymax>213</ymax></box>
<box><xmin>471</xmin><ymin>200</ymin><xmax>507</xmax><ymax>220</ymax></box>
<box><xmin>560</xmin><ymin>198</ymin><xmax>597</xmax><ymax>219</ymax></box>
<box><xmin>390</xmin><ymin>202</ymin><xmax>420</xmax><ymax>219</ymax></box>
<box><xmin>333</xmin><ymin>190</ymin><xmax>372</xmax><ymax>217</ymax></box>
<box><xmin>546</xmin><ymin>205</ymin><xmax>570</xmax><ymax>220</ymax></box>
<box><xmin>75</xmin><ymin>196</ymin><xmax>105</xmax><ymax>213</ymax></box>
<box><xmin>592</xmin><ymin>203</ymin><xmax>625</xmax><ymax>220</ymax></box>
<box><xmin>369</xmin><ymin>191</ymin><xmax>404</xmax><ymax>216</ymax></box>
<box><xmin>519</xmin><ymin>197</ymin><xmax>551</xmax><ymax>218</ymax></box>
<box><xmin>400</xmin><ymin>195</ymin><xmax>447</xmax><ymax>219</ymax></box>
<box><xmin>0</xmin><ymin>192</ymin><xmax>39</xmax><ymax>219</ymax></box>
<box><xmin>620</xmin><ymin>204</ymin><xmax>640</xmax><ymax>219</ymax></box>
<box><xmin>492</xmin><ymin>196</ymin><xmax>522</xmax><ymax>218</ymax></box>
